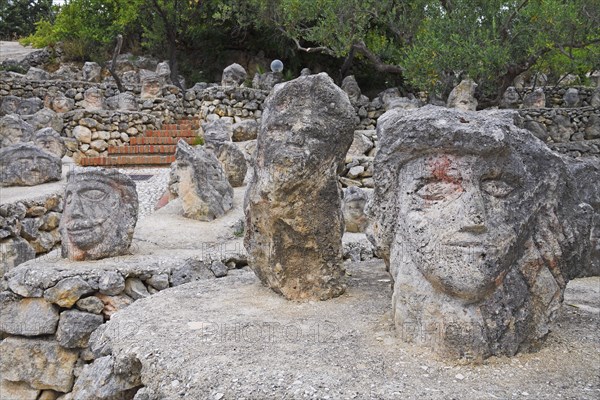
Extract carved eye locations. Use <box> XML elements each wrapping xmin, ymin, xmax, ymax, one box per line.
<box><xmin>416</xmin><ymin>181</ymin><xmax>458</xmax><ymax>201</ymax></box>
<box><xmin>481</xmin><ymin>179</ymin><xmax>515</xmax><ymax>198</ymax></box>
<box><xmin>79</xmin><ymin>189</ymin><xmax>107</xmax><ymax>201</ymax></box>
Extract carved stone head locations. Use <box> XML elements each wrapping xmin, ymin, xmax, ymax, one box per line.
<box><xmin>60</xmin><ymin>168</ymin><xmax>138</xmax><ymax>261</ymax></box>
<box><xmin>33</xmin><ymin>128</ymin><xmax>66</xmax><ymax>159</ymax></box>
<box><xmin>0</xmin><ymin>143</ymin><xmax>61</xmax><ymax>187</ymax></box>
<box><xmin>221</xmin><ymin>63</ymin><xmax>247</xmax><ymax>87</ymax></box>
<box><xmin>368</xmin><ymin>106</ymin><xmax>593</xmax><ymax>360</ymax></box>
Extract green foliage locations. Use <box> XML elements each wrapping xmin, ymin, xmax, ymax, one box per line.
<box><xmin>0</xmin><ymin>0</ymin><xmax>54</xmax><ymax>40</ymax></box>
<box><xmin>23</xmin><ymin>0</ymin><xmax>599</xmax><ymax>104</ymax></box>
<box><xmin>191</xmin><ymin>136</ymin><xmax>205</xmax><ymax>146</ymax></box>
<box><xmin>0</xmin><ymin>63</ymin><xmax>28</xmax><ymax>74</ymax></box>
<box><xmin>20</xmin><ymin>19</ymin><xmax>58</xmax><ymax>48</ymax></box>
<box><xmin>403</xmin><ymin>0</ymin><xmax>600</xmax><ymax>101</ymax></box>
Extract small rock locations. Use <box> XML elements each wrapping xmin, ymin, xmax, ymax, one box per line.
<box><xmin>56</xmin><ymin>310</ymin><xmax>105</xmax><ymax>348</ymax></box>
<box><xmin>210</xmin><ymin>261</ymin><xmax>228</xmax><ymax>278</ymax></box>
<box><xmin>0</xmin><ymin>296</ymin><xmax>59</xmax><ymax>336</ymax></box>
<box><xmin>98</xmin><ymin>271</ymin><xmax>125</xmax><ymax>295</ymax></box>
<box><xmin>124</xmin><ymin>277</ymin><xmax>150</xmax><ymax>300</ymax></box>
<box><xmin>455</xmin><ymin>373</ymin><xmax>465</xmax><ymax>380</ymax></box>
<box><xmin>44</xmin><ymin>276</ymin><xmax>94</xmax><ymax>308</ymax></box>
<box><xmin>76</xmin><ymin>296</ymin><xmax>105</xmax><ymax>314</ymax></box>
<box><xmin>146</xmin><ymin>273</ymin><xmax>170</xmax><ymax>290</ymax></box>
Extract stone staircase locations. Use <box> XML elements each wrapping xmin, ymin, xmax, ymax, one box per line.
<box><xmin>80</xmin><ymin>119</ymin><xmax>200</xmax><ymax>167</ymax></box>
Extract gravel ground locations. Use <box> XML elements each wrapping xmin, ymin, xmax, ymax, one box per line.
<box><xmin>117</xmin><ymin>167</ymin><xmax>171</xmax><ymax>219</ymax></box>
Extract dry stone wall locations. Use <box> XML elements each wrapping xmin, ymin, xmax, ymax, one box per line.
<box><xmin>0</xmin><ymin>192</ymin><xmax>63</xmax><ymax>279</ymax></box>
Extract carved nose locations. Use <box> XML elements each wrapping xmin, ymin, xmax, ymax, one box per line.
<box><xmin>70</xmin><ymin>195</ymin><xmax>85</xmax><ymax>218</ymax></box>
<box><xmin>458</xmin><ymin>189</ymin><xmax>487</xmax><ymax>234</ymax></box>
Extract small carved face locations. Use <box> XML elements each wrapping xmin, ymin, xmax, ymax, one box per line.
<box><xmin>63</xmin><ymin>180</ymin><xmax>121</xmax><ymax>250</ymax></box>
<box><xmin>395</xmin><ymin>153</ymin><xmax>532</xmax><ymax>302</ymax></box>
<box><xmin>34</xmin><ymin>135</ymin><xmax>64</xmax><ymax>158</ymax></box>
<box><xmin>9</xmin><ymin>150</ymin><xmax>57</xmax><ymax>183</ymax></box>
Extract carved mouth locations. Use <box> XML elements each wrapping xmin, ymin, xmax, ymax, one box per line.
<box><xmin>67</xmin><ymin>223</ymin><xmax>98</xmax><ymax>234</ymax></box>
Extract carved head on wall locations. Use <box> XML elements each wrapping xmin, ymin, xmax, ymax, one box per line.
<box><xmin>60</xmin><ymin>168</ymin><xmax>138</xmax><ymax>261</ymax></box>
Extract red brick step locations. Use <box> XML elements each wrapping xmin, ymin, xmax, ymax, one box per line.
<box><xmin>80</xmin><ymin>155</ymin><xmax>176</xmax><ymax>167</ymax></box>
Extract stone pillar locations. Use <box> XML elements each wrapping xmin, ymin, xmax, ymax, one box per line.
<box><xmin>244</xmin><ymin>73</ymin><xmax>356</xmax><ymax>300</ymax></box>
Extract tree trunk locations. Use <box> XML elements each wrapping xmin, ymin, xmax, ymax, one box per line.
<box><xmin>108</xmin><ymin>34</ymin><xmax>124</xmax><ymax>93</ymax></box>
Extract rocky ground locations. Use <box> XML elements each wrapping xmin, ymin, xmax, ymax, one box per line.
<box><xmin>94</xmin><ymin>262</ymin><xmax>599</xmax><ymax>400</ymax></box>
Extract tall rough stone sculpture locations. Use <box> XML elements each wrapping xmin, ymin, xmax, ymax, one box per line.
<box><xmin>171</xmin><ymin>140</ymin><xmax>233</xmax><ymax>221</ymax></box>
<box><xmin>0</xmin><ymin>143</ymin><xmax>61</xmax><ymax>187</ymax></box>
<box><xmin>447</xmin><ymin>78</ymin><xmax>478</xmax><ymax>111</ymax></box>
<box><xmin>244</xmin><ymin>73</ymin><xmax>356</xmax><ymax>300</ymax></box>
<box><xmin>60</xmin><ymin>168</ymin><xmax>138</xmax><ymax>261</ymax></box>
<box><xmin>367</xmin><ymin>105</ymin><xmax>593</xmax><ymax>361</ymax></box>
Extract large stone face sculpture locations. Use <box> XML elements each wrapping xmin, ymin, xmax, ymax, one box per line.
<box><xmin>60</xmin><ymin>168</ymin><xmax>138</xmax><ymax>261</ymax></box>
<box><xmin>171</xmin><ymin>140</ymin><xmax>233</xmax><ymax>221</ymax></box>
<box><xmin>244</xmin><ymin>73</ymin><xmax>356</xmax><ymax>300</ymax></box>
<box><xmin>367</xmin><ymin>105</ymin><xmax>593</xmax><ymax>361</ymax></box>
<box><xmin>0</xmin><ymin>143</ymin><xmax>62</xmax><ymax>187</ymax></box>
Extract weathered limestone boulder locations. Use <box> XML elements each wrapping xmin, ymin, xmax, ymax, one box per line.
<box><xmin>0</xmin><ymin>114</ymin><xmax>34</xmax><ymax>147</ymax></box>
<box><xmin>0</xmin><ymin>143</ymin><xmax>62</xmax><ymax>186</ymax></box>
<box><xmin>585</xmin><ymin>115</ymin><xmax>600</xmax><ymax>140</ymax></box>
<box><xmin>202</xmin><ymin>119</ymin><xmax>233</xmax><ymax>143</ymax></box>
<box><xmin>206</xmin><ymin>141</ymin><xmax>248</xmax><ymax>187</ymax></box>
<box><xmin>52</xmin><ymin>63</ymin><xmax>80</xmax><ymax>80</ymax></box>
<box><xmin>156</xmin><ymin>60</ymin><xmax>171</xmax><ymax>83</ymax></box>
<box><xmin>106</xmin><ymin>92</ymin><xmax>139</xmax><ymax>111</ymax></box>
<box><xmin>221</xmin><ymin>63</ymin><xmax>247</xmax><ymax>87</ymax></box>
<box><xmin>232</xmin><ymin>119</ymin><xmax>259</xmax><ymax>141</ymax></box>
<box><xmin>567</xmin><ymin>158</ymin><xmax>600</xmax><ymax>277</ymax></box>
<box><xmin>346</xmin><ymin>130</ymin><xmax>374</xmax><ymax>158</ymax></box>
<box><xmin>44</xmin><ymin>276</ymin><xmax>94</xmax><ymax>308</ymax></box>
<box><xmin>82</xmin><ymin>61</ymin><xmax>102</xmax><ymax>82</ymax></box>
<box><xmin>447</xmin><ymin>78</ymin><xmax>478</xmax><ymax>111</ymax></box>
<box><xmin>34</xmin><ymin>127</ymin><xmax>66</xmax><ymax>158</ymax></box>
<box><xmin>60</xmin><ymin>168</ymin><xmax>138</xmax><ymax>261</ymax></box>
<box><xmin>367</xmin><ymin>105</ymin><xmax>593</xmax><ymax>361</ymax></box>
<box><xmin>17</xmin><ymin>97</ymin><xmax>44</xmax><ymax>115</ymax></box>
<box><xmin>343</xmin><ymin>187</ymin><xmax>370</xmax><ymax>233</ymax></box>
<box><xmin>73</xmin><ymin>125</ymin><xmax>92</xmax><ymax>144</ymax></box>
<box><xmin>71</xmin><ymin>355</ymin><xmax>142</xmax><ymax>400</ymax></box>
<box><xmin>140</xmin><ymin>70</ymin><xmax>162</xmax><ymax>99</ymax></box>
<box><xmin>171</xmin><ymin>140</ymin><xmax>233</xmax><ymax>220</ymax></box>
<box><xmin>82</xmin><ymin>87</ymin><xmax>106</xmax><ymax>110</ymax></box>
<box><xmin>252</xmin><ymin>71</ymin><xmax>282</xmax><ymax>91</ymax></box>
<box><xmin>563</xmin><ymin>87</ymin><xmax>580</xmax><ymax>107</ymax></box>
<box><xmin>244</xmin><ymin>72</ymin><xmax>356</xmax><ymax>300</ymax></box>
<box><xmin>0</xmin><ymin>337</ymin><xmax>79</xmax><ymax>392</ymax></box>
<box><xmin>24</xmin><ymin>108</ymin><xmax>64</xmax><ymax>132</ymax></box>
<box><xmin>500</xmin><ymin>86</ymin><xmax>520</xmax><ymax>109</ymax></box>
<box><xmin>0</xmin><ymin>296</ymin><xmax>59</xmax><ymax>336</ymax></box>
<box><xmin>0</xmin><ymin>380</ymin><xmax>40</xmax><ymax>400</ymax></box>
<box><xmin>46</xmin><ymin>91</ymin><xmax>75</xmax><ymax>113</ymax></box>
<box><xmin>121</xmin><ymin>70</ymin><xmax>140</xmax><ymax>85</ymax></box>
<box><xmin>341</xmin><ymin>75</ymin><xmax>362</xmax><ymax>103</ymax></box>
<box><xmin>0</xmin><ymin>237</ymin><xmax>36</xmax><ymax>278</ymax></box>
<box><xmin>591</xmin><ymin>87</ymin><xmax>600</xmax><ymax>107</ymax></box>
<box><xmin>25</xmin><ymin>66</ymin><xmax>50</xmax><ymax>80</ymax></box>
<box><xmin>0</xmin><ymin>95</ymin><xmax>21</xmax><ymax>115</ymax></box>
<box><xmin>56</xmin><ymin>310</ymin><xmax>104</xmax><ymax>348</ymax></box>
<box><xmin>523</xmin><ymin>88</ymin><xmax>546</xmax><ymax>108</ymax></box>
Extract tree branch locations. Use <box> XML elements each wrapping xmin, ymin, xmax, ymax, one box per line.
<box><xmin>500</xmin><ymin>0</ymin><xmax>529</xmax><ymax>41</ymax></box>
<box><xmin>108</xmin><ymin>34</ymin><xmax>124</xmax><ymax>93</ymax></box>
<box><xmin>352</xmin><ymin>41</ymin><xmax>404</xmax><ymax>74</ymax></box>
<box><xmin>286</xmin><ymin>33</ymin><xmax>335</xmax><ymax>56</ymax></box>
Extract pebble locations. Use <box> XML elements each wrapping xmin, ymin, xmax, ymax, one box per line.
<box><xmin>118</xmin><ymin>168</ymin><xmax>171</xmax><ymax>219</ymax></box>
<box><xmin>455</xmin><ymin>373</ymin><xmax>465</xmax><ymax>380</ymax></box>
